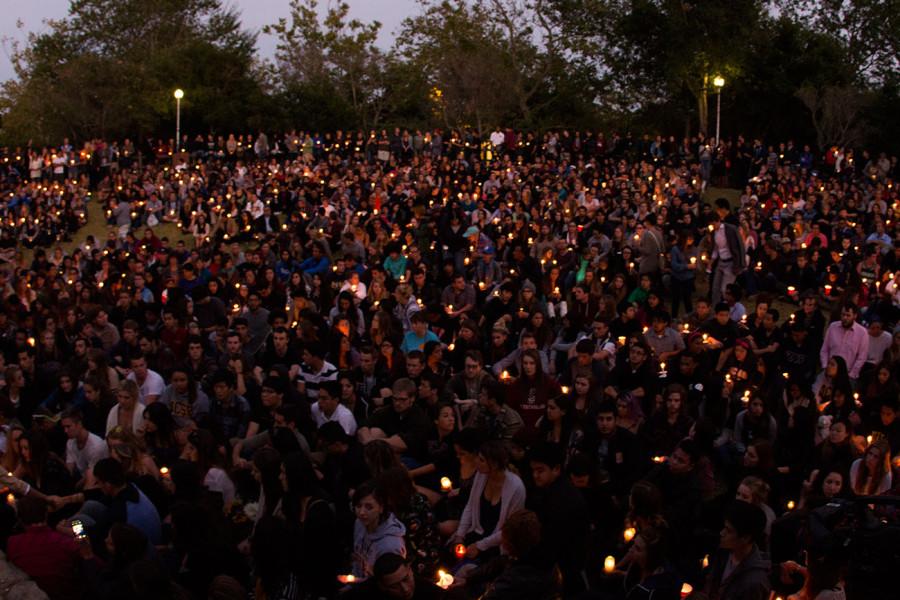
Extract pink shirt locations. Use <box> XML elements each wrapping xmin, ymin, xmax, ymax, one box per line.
<box><xmin>820</xmin><ymin>321</ymin><xmax>869</xmax><ymax>378</ymax></box>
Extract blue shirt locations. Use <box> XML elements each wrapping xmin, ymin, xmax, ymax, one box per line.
<box><xmin>401</xmin><ymin>330</ymin><xmax>439</xmax><ymax>354</ymax></box>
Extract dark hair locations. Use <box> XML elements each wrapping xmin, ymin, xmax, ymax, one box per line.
<box><xmin>479</xmin><ymin>440</ymin><xmax>510</xmax><ymax>471</ymax></box>
<box><xmin>318</xmin><ymin>420</ymin><xmax>350</xmax><ymax>444</ymax></box>
<box><xmin>454</xmin><ymin>427</ymin><xmax>486</xmax><ymax>454</ymax></box>
<box><xmin>528</xmin><ymin>441</ymin><xmax>565</xmax><ymax>469</ymax></box>
<box><xmin>210</xmin><ymin>368</ymin><xmax>236</xmax><ymax>388</ymax></box>
<box><xmin>724</xmin><ymin>500</ymin><xmax>766</xmax><ymax>544</ymax></box>
<box><xmin>318</xmin><ymin>379</ymin><xmax>340</xmax><ymax>399</ymax></box>
<box><xmin>373</xmin><ymin>553</ymin><xmax>409</xmax><ymax>580</ymax></box>
<box><xmin>16</xmin><ymin>495</ymin><xmax>48</xmax><ymax>525</ymax></box>
<box><xmin>94</xmin><ymin>457</ymin><xmax>127</xmax><ymax>487</ymax></box>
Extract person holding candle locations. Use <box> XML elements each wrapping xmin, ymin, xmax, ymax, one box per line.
<box><xmin>451</xmin><ymin>440</ymin><xmax>526</xmax><ymax>564</ymax></box>
<box><xmin>669</xmin><ymin>231</ymin><xmax>698</xmax><ymax>318</ymax></box>
<box><xmin>620</xmin><ymin>522</ymin><xmax>683</xmax><ymax>600</ymax></box>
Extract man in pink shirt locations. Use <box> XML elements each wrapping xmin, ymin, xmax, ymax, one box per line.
<box><xmin>820</xmin><ymin>302</ymin><xmax>869</xmax><ymax>382</ymax></box>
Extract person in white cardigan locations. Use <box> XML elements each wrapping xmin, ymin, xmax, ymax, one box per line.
<box><xmin>106</xmin><ymin>379</ymin><xmax>145</xmax><ymax>436</ymax></box>
<box><xmin>451</xmin><ymin>440</ymin><xmax>526</xmax><ymax>560</ymax></box>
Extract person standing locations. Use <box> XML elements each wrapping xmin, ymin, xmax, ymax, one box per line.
<box><xmin>820</xmin><ymin>303</ymin><xmax>869</xmax><ymax>384</ymax></box>
<box><xmin>708</xmin><ymin>200</ymin><xmax>747</xmax><ymax>305</ymax></box>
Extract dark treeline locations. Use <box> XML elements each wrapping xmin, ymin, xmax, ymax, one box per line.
<box><xmin>0</xmin><ymin>0</ymin><xmax>897</xmax><ymax>154</ymax></box>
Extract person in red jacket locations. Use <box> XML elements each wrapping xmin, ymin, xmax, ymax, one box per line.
<box><xmin>7</xmin><ymin>496</ymin><xmax>89</xmax><ymax>600</ymax></box>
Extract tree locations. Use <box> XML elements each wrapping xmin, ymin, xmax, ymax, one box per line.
<box><xmin>266</xmin><ymin>0</ymin><xmax>390</xmax><ymax>131</ymax></box>
<box><xmin>588</xmin><ymin>0</ymin><xmax>765</xmax><ymax>135</ymax></box>
<box><xmin>397</xmin><ymin>0</ymin><xmax>600</xmax><ymax>132</ymax></box>
<box><xmin>0</xmin><ymin>0</ymin><xmax>264</xmax><ymax>144</ymax></box>
<box><xmin>774</xmin><ymin>0</ymin><xmax>900</xmax><ymax>86</ymax></box>
<box><xmin>796</xmin><ymin>86</ymin><xmax>872</xmax><ymax>149</ymax></box>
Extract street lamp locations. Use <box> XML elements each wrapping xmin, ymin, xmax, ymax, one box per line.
<box><xmin>712</xmin><ymin>76</ymin><xmax>724</xmax><ymax>147</ymax></box>
<box><xmin>173</xmin><ymin>88</ymin><xmax>184</xmax><ymax>152</ymax></box>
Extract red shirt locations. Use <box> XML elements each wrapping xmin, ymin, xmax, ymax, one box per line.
<box><xmin>7</xmin><ymin>525</ymin><xmax>82</xmax><ymax>600</ymax></box>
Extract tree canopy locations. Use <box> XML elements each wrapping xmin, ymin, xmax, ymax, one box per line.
<box><xmin>1</xmin><ymin>0</ymin><xmax>898</xmax><ymax>153</ymax></box>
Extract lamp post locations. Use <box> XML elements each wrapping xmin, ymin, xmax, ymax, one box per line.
<box><xmin>712</xmin><ymin>76</ymin><xmax>724</xmax><ymax>147</ymax></box>
<box><xmin>173</xmin><ymin>88</ymin><xmax>184</xmax><ymax>152</ymax></box>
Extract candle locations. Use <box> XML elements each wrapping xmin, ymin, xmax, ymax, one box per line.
<box><xmin>604</xmin><ymin>555</ymin><xmax>616</xmax><ymax>573</ymax></box>
<box><xmin>786</xmin><ymin>500</ymin><xmax>795</xmax><ymax>510</ymax></box>
<box><xmin>702</xmin><ymin>333</ymin><xmax>708</xmax><ymax>343</ymax></box>
<box><xmin>682</xmin><ymin>323</ymin><xmax>690</xmax><ymax>333</ymax></box>
<box><xmin>824</xmin><ymin>284</ymin><xmax>832</xmax><ymax>296</ymax></box>
<box><xmin>866</xmin><ymin>434</ymin><xmax>873</xmax><ymax>445</ymax></box>
<box><xmin>337</xmin><ymin>574</ymin><xmax>357</xmax><ymax>584</ymax></box>
<box><xmin>561</xmin><ymin>386</ymin><xmax>570</xmax><ymax>394</ymax></box>
<box><xmin>652</xmin><ymin>456</ymin><xmax>666</xmax><ymax>463</ymax></box>
<box><xmin>6</xmin><ymin>493</ymin><xmax>14</xmax><ymax>505</ymax></box>
<box><xmin>853</xmin><ymin>392</ymin><xmax>861</xmax><ymax>407</ymax></box>
<box><xmin>436</xmin><ymin>570</ymin><xmax>454</xmax><ymax>590</ymax></box>
<box><xmin>782</xmin><ymin>372</ymin><xmax>789</xmax><ymax>379</ymax></box>
<box><xmin>702</xmin><ymin>554</ymin><xmax>709</xmax><ymax>569</ymax></box>
<box><xmin>787</xmin><ymin>286</ymin><xmax>796</xmax><ymax>296</ymax></box>
<box><xmin>501</xmin><ymin>370</ymin><xmax>510</xmax><ymax>381</ymax></box>
<box><xmin>680</xmin><ymin>583</ymin><xmax>693</xmax><ymax>599</ymax></box>
<box><xmin>617</xmin><ymin>336</ymin><xmax>626</xmax><ymax>346</ymax></box>
<box><xmin>440</xmin><ymin>477</ymin><xmax>452</xmax><ymax>492</ymax></box>
<box><xmin>447</xmin><ymin>343</ymin><xmax>455</xmax><ymax>352</ymax></box>
<box><xmin>478</xmin><ymin>281</ymin><xmax>486</xmax><ymax>290</ymax></box>
<box><xmin>690</xmin><ymin>257</ymin><xmax>697</xmax><ymax>265</ymax></box>
<box><xmin>623</xmin><ymin>527</ymin><xmax>636</xmax><ymax>543</ymax></box>
<box><xmin>27</xmin><ymin>337</ymin><xmax>35</xmax><ymax>347</ymax></box>
<box><xmin>454</xmin><ymin>544</ymin><xmax>467</xmax><ymax>558</ymax></box>
<box><xmin>159</xmin><ymin>467</ymin><xmax>170</xmax><ymax>477</ymax></box>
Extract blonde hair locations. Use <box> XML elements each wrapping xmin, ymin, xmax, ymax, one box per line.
<box><xmin>739</xmin><ymin>475</ymin><xmax>771</xmax><ymax>505</ymax></box>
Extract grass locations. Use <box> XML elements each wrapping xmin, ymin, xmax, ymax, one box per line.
<box><xmin>23</xmin><ymin>203</ymin><xmax>192</xmax><ymax>264</ymax></box>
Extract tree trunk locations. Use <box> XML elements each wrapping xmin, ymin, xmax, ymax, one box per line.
<box><xmin>697</xmin><ymin>74</ymin><xmax>709</xmax><ymax>137</ymax></box>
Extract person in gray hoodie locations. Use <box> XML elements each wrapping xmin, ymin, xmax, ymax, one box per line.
<box><xmin>705</xmin><ymin>501</ymin><xmax>772</xmax><ymax>600</ymax></box>
<box><xmin>351</xmin><ymin>481</ymin><xmax>407</xmax><ymax>579</ymax></box>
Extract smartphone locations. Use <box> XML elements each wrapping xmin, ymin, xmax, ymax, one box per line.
<box><xmin>71</xmin><ymin>519</ymin><xmax>86</xmax><ymax>539</ymax></box>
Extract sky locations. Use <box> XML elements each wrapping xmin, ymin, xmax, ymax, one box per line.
<box><xmin>0</xmin><ymin>0</ymin><xmax>418</xmax><ymax>81</ymax></box>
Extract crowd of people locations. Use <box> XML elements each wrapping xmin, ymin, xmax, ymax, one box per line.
<box><xmin>0</xmin><ymin>127</ymin><xmax>896</xmax><ymax>600</ymax></box>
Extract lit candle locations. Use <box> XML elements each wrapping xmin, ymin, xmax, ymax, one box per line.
<box><xmin>6</xmin><ymin>493</ymin><xmax>13</xmax><ymax>505</ymax></box>
<box><xmin>866</xmin><ymin>434</ymin><xmax>873</xmax><ymax>445</ymax></box>
<box><xmin>501</xmin><ymin>370</ymin><xmax>510</xmax><ymax>381</ymax></box>
<box><xmin>702</xmin><ymin>554</ymin><xmax>709</xmax><ymax>569</ymax></box>
<box><xmin>701</xmin><ymin>333</ymin><xmax>708</xmax><ymax>343</ymax></box>
<box><xmin>159</xmin><ymin>467</ymin><xmax>170</xmax><ymax>477</ymax></box>
<box><xmin>623</xmin><ymin>527</ymin><xmax>636</xmax><ymax>543</ymax></box>
<box><xmin>440</xmin><ymin>477</ymin><xmax>452</xmax><ymax>492</ymax></box>
<box><xmin>680</xmin><ymin>583</ymin><xmax>693</xmax><ymax>599</ymax></box>
<box><xmin>337</xmin><ymin>574</ymin><xmax>357</xmax><ymax>584</ymax></box>
<box><xmin>447</xmin><ymin>343</ymin><xmax>455</xmax><ymax>352</ymax></box>
<box><xmin>782</xmin><ymin>372</ymin><xmax>789</xmax><ymax>379</ymax></box>
<box><xmin>561</xmin><ymin>386</ymin><xmax>570</xmax><ymax>395</ymax></box>
<box><xmin>617</xmin><ymin>336</ymin><xmax>626</xmax><ymax>346</ymax></box>
<box><xmin>786</xmin><ymin>500</ymin><xmax>795</xmax><ymax>510</ymax></box>
<box><xmin>690</xmin><ymin>257</ymin><xmax>697</xmax><ymax>265</ymax></box>
<box><xmin>436</xmin><ymin>570</ymin><xmax>454</xmax><ymax>590</ymax></box>
<box><xmin>604</xmin><ymin>555</ymin><xmax>616</xmax><ymax>573</ymax></box>
<box><xmin>454</xmin><ymin>544</ymin><xmax>467</xmax><ymax>559</ymax></box>
<box><xmin>652</xmin><ymin>456</ymin><xmax>666</xmax><ymax>463</ymax></box>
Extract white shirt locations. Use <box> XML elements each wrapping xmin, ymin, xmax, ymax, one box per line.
<box><xmin>66</xmin><ymin>432</ymin><xmax>109</xmax><ymax>475</ymax></box>
<box><xmin>128</xmin><ymin>370</ymin><xmax>165</xmax><ymax>404</ymax></box>
<box><xmin>490</xmin><ymin>131</ymin><xmax>505</xmax><ymax>147</ymax></box>
<box><xmin>713</xmin><ymin>223</ymin><xmax>732</xmax><ymax>261</ymax></box>
<box><xmin>311</xmin><ymin>402</ymin><xmax>357</xmax><ymax>436</ymax></box>
<box><xmin>866</xmin><ymin>331</ymin><xmax>892</xmax><ymax>364</ymax></box>
<box><xmin>106</xmin><ymin>402</ymin><xmax>147</xmax><ymax>436</ymax></box>
<box><xmin>204</xmin><ymin>467</ymin><xmax>236</xmax><ymax>505</ymax></box>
